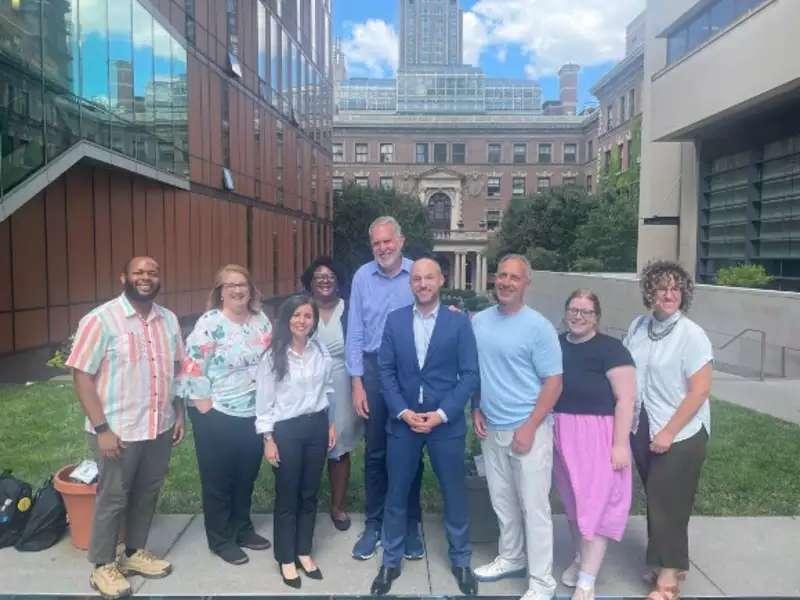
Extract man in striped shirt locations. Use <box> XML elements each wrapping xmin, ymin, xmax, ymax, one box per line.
<box><xmin>67</xmin><ymin>256</ymin><xmax>185</xmax><ymax>600</ymax></box>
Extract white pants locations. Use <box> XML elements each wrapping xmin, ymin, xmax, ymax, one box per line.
<box><xmin>482</xmin><ymin>420</ymin><xmax>555</xmax><ymax>595</ymax></box>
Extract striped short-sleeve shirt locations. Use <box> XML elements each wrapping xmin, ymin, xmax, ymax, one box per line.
<box><xmin>66</xmin><ymin>293</ymin><xmax>185</xmax><ymax>442</ymax></box>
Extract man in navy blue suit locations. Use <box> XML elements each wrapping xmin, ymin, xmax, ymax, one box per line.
<box><xmin>370</xmin><ymin>257</ymin><xmax>480</xmax><ymax>596</ymax></box>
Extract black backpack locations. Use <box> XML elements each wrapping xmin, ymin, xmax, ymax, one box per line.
<box><xmin>0</xmin><ymin>470</ymin><xmax>34</xmax><ymax>548</ymax></box>
<box><xmin>15</xmin><ymin>477</ymin><xmax>67</xmax><ymax>552</ymax></box>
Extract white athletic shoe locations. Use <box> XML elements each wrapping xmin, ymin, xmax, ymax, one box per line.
<box><xmin>474</xmin><ymin>556</ymin><xmax>527</xmax><ymax>582</ymax></box>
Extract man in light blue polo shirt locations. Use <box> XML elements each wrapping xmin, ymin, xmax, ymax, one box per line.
<box><xmin>471</xmin><ymin>254</ymin><xmax>563</xmax><ymax>600</ymax></box>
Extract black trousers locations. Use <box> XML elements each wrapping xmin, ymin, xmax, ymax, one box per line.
<box><xmin>631</xmin><ymin>409</ymin><xmax>708</xmax><ymax>570</ymax></box>
<box><xmin>362</xmin><ymin>352</ymin><xmax>423</xmax><ymax>530</ymax></box>
<box><xmin>189</xmin><ymin>407</ymin><xmax>263</xmax><ymax>553</ymax></box>
<box><xmin>272</xmin><ymin>410</ymin><xmax>328</xmax><ymax>564</ymax></box>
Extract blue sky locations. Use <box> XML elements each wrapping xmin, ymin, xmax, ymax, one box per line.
<box><xmin>334</xmin><ymin>0</ymin><xmax>646</xmax><ymax>110</ymax></box>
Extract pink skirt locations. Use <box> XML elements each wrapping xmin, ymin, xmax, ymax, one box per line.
<box><xmin>553</xmin><ymin>412</ymin><xmax>632</xmax><ymax>542</ymax></box>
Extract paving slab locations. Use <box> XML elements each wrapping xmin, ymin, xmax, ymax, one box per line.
<box><xmin>0</xmin><ymin>514</ymin><xmax>191</xmax><ymax>595</ymax></box>
<box><xmin>138</xmin><ymin>513</ymin><xmax>432</xmax><ymax>596</ymax></box>
<box><xmin>688</xmin><ymin>516</ymin><xmax>800</xmax><ymax>597</ymax></box>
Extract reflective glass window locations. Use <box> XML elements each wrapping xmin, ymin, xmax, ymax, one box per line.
<box><xmin>258</xmin><ymin>1</ymin><xmax>267</xmax><ymax>82</ymax></box>
<box><xmin>0</xmin><ymin>0</ymin><xmax>42</xmax><ymax>73</ymax></box>
<box><xmin>132</xmin><ymin>1</ymin><xmax>155</xmax><ymax>165</ymax></box>
<box><xmin>452</xmin><ymin>143</ymin><xmax>465</xmax><ymax>164</ymax></box>
<box><xmin>109</xmin><ymin>0</ymin><xmax>134</xmax><ymax>119</ymax></box>
<box><xmin>271</xmin><ymin>15</ymin><xmax>280</xmax><ymax>101</ymax></box>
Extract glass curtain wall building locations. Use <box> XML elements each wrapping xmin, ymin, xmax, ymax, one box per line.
<box><xmin>0</xmin><ymin>0</ymin><xmax>188</xmax><ymax>198</ymax></box>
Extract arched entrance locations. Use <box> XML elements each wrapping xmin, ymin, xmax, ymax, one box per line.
<box><xmin>427</xmin><ymin>192</ymin><xmax>452</xmax><ymax>231</ymax></box>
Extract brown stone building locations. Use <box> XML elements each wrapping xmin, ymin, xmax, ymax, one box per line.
<box><xmin>0</xmin><ymin>0</ymin><xmax>334</xmax><ymax>359</ymax></box>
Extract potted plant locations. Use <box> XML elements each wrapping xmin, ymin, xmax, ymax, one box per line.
<box><xmin>464</xmin><ymin>425</ymin><xmax>500</xmax><ymax>543</ymax></box>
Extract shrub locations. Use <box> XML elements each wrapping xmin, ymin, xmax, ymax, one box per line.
<box><xmin>715</xmin><ymin>264</ymin><xmax>772</xmax><ymax>288</ymax></box>
<box><xmin>571</xmin><ymin>257</ymin><xmax>605</xmax><ymax>272</ymax></box>
<box><xmin>464</xmin><ymin>294</ymin><xmax>493</xmax><ymax>313</ymax></box>
<box><xmin>525</xmin><ymin>247</ymin><xmax>561</xmax><ymax>271</ymax></box>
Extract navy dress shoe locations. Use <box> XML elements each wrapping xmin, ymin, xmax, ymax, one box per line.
<box><xmin>370</xmin><ymin>566</ymin><xmax>401</xmax><ymax>596</ymax></box>
<box><xmin>452</xmin><ymin>566</ymin><xmax>478</xmax><ymax>595</ymax></box>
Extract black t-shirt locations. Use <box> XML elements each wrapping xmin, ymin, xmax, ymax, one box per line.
<box><xmin>554</xmin><ymin>332</ymin><xmax>634</xmax><ymax>416</ymax></box>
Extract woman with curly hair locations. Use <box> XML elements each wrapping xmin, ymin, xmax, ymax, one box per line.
<box><xmin>624</xmin><ymin>261</ymin><xmax>713</xmax><ymax>600</ymax></box>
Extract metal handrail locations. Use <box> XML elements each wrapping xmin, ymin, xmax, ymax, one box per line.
<box><xmin>717</xmin><ymin>328</ymin><xmax>767</xmax><ymax>381</ymax></box>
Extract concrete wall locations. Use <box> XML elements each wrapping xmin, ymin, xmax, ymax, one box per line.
<box><xmin>526</xmin><ymin>271</ymin><xmax>800</xmax><ymax>378</ymax></box>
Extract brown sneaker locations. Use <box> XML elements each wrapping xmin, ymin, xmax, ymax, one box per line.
<box><xmin>90</xmin><ymin>564</ymin><xmax>132</xmax><ymax>600</ymax></box>
<box><xmin>118</xmin><ymin>549</ymin><xmax>172</xmax><ymax>578</ymax></box>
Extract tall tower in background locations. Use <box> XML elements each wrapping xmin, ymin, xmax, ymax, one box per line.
<box><xmin>558</xmin><ymin>63</ymin><xmax>580</xmax><ymax>116</ymax></box>
<box><xmin>399</xmin><ymin>0</ymin><xmax>463</xmax><ymax>68</ymax></box>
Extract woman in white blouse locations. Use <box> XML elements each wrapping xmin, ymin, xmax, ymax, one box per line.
<box><xmin>624</xmin><ymin>261</ymin><xmax>713</xmax><ymax>600</ymax></box>
<box><xmin>255</xmin><ymin>294</ymin><xmax>336</xmax><ymax>589</ymax></box>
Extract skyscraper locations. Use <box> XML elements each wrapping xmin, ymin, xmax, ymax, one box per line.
<box><xmin>400</xmin><ymin>0</ymin><xmax>463</xmax><ymax>68</ymax></box>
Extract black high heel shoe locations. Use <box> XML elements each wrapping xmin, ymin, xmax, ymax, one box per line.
<box><xmin>280</xmin><ymin>564</ymin><xmax>301</xmax><ymax>588</ymax></box>
<box><xmin>295</xmin><ymin>559</ymin><xmax>323</xmax><ymax>580</ymax></box>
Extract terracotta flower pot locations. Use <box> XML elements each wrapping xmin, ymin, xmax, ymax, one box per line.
<box><xmin>53</xmin><ymin>464</ymin><xmax>97</xmax><ymax>550</ymax></box>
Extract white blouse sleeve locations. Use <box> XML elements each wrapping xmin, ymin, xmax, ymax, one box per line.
<box><xmin>682</xmin><ymin>324</ymin><xmax>714</xmax><ymax>379</ymax></box>
<box><xmin>254</xmin><ymin>351</ymin><xmax>278</xmax><ymax>434</ymax></box>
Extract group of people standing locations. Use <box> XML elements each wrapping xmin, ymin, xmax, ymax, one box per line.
<box><xmin>66</xmin><ymin>215</ymin><xmax>712</xmax><ymax>600</ymax></box>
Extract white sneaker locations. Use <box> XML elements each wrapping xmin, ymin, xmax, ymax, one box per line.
<box><xmin>520</xmin><ymin>589</ymin><xmax>554</xmax><ymax>600</ymax></box>
<box><xmin>561</xmin><ymin>559</ymin><xmax>580</xmax><ymax>587</ymax></box>
<box><xmin>474</xmin><ymin>556</ymin><xmax>527</xmax><ymax>582</ymax></box>
<box><xmin>571</xmin><ymin>585</ymin><xmax>595</xmax><ymax>600</ymax></box>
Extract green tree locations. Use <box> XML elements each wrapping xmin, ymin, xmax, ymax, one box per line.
<box><xmin>333</xmin><ymin>184</ymin><xmax>433</xmax><ymax>277</ymax></box>
<box><xmin>495</xmin><ymin>187</ymin><xmax>593</xmax><ymax>270</ymax></box>
<box><xmin>571</xmin><ymin>189</ymin><xmax>638</xmax><ymax>272</ymax></box>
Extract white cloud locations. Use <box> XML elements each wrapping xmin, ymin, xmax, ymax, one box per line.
<box><xmin>465</xmin><ymin>0</ymin><xmax>645</xmax><ymax>78</ymax></box>
<box><xmin>340</xmin><ymin>19</ymin><xmax>399</xmax><ymax>78</ymax></box>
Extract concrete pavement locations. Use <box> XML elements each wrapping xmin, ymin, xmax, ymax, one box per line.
<box><xmin>1</xmin><ymin>513</ymin><xmax>798</xmax><ymax>597</ymax></box>
<box><xmin>712</xmin><ymin>371</ymin><xmax>800</xmax><ymax>425</ymax></box>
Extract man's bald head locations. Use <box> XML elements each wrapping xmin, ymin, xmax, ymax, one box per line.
<box><xmin>411</xmin><ymin>257</ymin><xmax>442</xmax><ymax>277</ymax></box>
<box><xmin>410</xmin><ymin>257</ymin><xmax>444</xmax><ymax>310</ymax></box>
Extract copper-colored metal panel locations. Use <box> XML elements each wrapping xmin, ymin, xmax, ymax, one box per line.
<box><xmin>70</xmin><ymin>302</ymin><xmax>96</xmax><ymax>332</ymax></box>
<box><xmin>0</xmin><ymin>314</ymin><xmax>13</xmax><ymax>354</ymax></box>
<box><xmin>209</xmin><ymin>75</ymin><xmax>222</xmax><ymax>169</ymax></box>
<box><xmin>44</xmin><ymin>177</ymin><xmax>69</xmax><ymax>307</ymax></box>
<box><xmin>195</xmin><ymin>0</ymin><xmax>208</xmax><ymax>30</ymax></box>
<box><xmin>176</xmin><ymin>291</ymin><xmax>192</xmax><ymax>316</ymax></box>
<box><xmin>66</xmin><ymin>167</ymin><xmax>97</xmax><ymax>303</ymax></box>
<box><xmin>14</xmin><ymin>309</ymin><xmax>48</xmax><ymax>350</ymax></box>
<box><xmin>11</xmin><ymin>194</ymin><xmax>48</xmax><ymax>310</ymax></box>
<box><xmin>189</xmin><ymin>193</ymin><xmax>203</xmax><ymax>294</ymax></box>
<box><xmin>145</xmin><ymin>183</ymin><xmax>166</xmax><ymax>268</ymax></box>
<box><xmin>174</xmin><ymin>190</ymin><xmax>191</xmax><ymax>292</ymax></box>
<box><xmin>187</xmin><ymin>56</ymin><xmax>204</xmax><ymax>159</ymax></box>
<box><xmin>0</xmin><ymin>220</ymin><xmax>11</xmax><ymax>311</ymax></box>
<box><xmin>199</xmin><ymin>195</ymin><xmax>214</xmax><ymax>286</ymax></box>
<box><xmin>163</xmin><ymin>188</ymin><xmax>177</xmax><ymax>294</ymax></box>
<box><xmin>109</xmin><ymin>174</ymin><xmax>134</xmax><ymax>281</ymax></box>
<box><xmin>93</xmin><ymin>168</ymin><xmax>113</xmax><ymax>300</ymax></box>
<box><xmin>131</xmin><ymin>178</ymin><xmax>148</xmax><ymax>257</ymax></box>
<box><xmin>228</xmin><ymin>88</ymin><xmax>241</xmax><ymax>173</ymax></box>
<box><xmin>48</xmin><ymin>306</ymin><xmax>70</xmax><ymax>344</ymax></box>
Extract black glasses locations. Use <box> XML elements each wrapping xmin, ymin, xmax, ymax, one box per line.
<box><xmin>566</xmin><ymin>308</ymin><xmax>596</xmax><ymax>318</ymax></box>
<box><xmin>312</xmin><ymin>274</ymin><xmax>336</xmax><ymax>283</ymax></box>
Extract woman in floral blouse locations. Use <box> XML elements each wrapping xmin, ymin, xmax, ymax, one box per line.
<box><xmin>179</xmin><ymin>264</ymin><xmax>273</xmax><ymax>565</ymax></box>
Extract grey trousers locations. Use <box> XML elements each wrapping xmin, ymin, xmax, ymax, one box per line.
<box><xmin>87</xmin><ymin>428</ymin><xmax>173</xmax><ymax>564</ymax></box>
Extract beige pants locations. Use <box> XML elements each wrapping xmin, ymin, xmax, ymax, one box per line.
<box><xmin>482</xmin><ymin>420</ymin><xmax>555</xmax><ymax>596</ymax></box>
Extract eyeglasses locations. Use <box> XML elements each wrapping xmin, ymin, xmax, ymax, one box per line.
<box><xmin>312</xmin><ymin>275</ymin><xmax>336</xmax><ymax>283</ymax></box>
<box><xmin>566</xmin><ymin>308</ymin><xmax>596</xmax><ymax>318</ymax></box>
<box><xmin>222</xmin><ymin>282</ymin><xmax>249</xmax><ymax>290</ymax></box>
<box><xmin>654</xmin><ymin>286</ymin><xmax>681</xmax><ymax>296</ymax></box>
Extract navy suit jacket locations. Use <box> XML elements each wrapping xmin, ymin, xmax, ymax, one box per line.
<box><xmin>378</xmin><ymin>304</ymin><xmax>479</xmax><ymax>439</ymax></box>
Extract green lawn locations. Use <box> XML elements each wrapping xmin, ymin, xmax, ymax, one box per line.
<box><xmin>1</xmin><ymin>381</ymin><xmax>798</xmax><ymax>515</ymax></box>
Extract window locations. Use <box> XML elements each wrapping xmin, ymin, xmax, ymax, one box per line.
<box><xmin>185</xmin><ymin>0</ymin><xmax>196</xmax><ymax>46</ymax></box>
<box><xmin>434</xmin><ymin>143</ymin><xmax>448</xmax><ymax>164</ymax></box>
<box><xmin>618</xmin><ymin>143</ymin><xmax>625</xmax><ymax>170</ymax></box>
<box><xmin>629</xmin><ymin>88</ymin><xmax>636</xmax><ymax>119</ymax></box>
<box><xmin>564</xmin><ymin>143</ymin><xmax>577</xmax><ymax>163</ymax></box>
<box><xmin>604</xmin><ymin>149</ymin><xmax>612</xmax><ymax>173</ymax></box>
<box><xmin>380</xmin><ymin>177</ymin><xmax>394</xmax><ymax>191</ymax></box>
<box><xmin>488</xmin><ymin>143</ymin><xmax>501</xmax><ymax>164</ymax></box>
<box><xmin>355</xmin><ymin>176</ymin><xmax>369</xmax><ymax>187</ymax></box>
<box><xmin>512</xmin><ymin>176</ymin><xmax>525</xmax><ymax>196</ymax></box>
<box><xmin>626</xmin><ymin>140</ymin><xmax>634</xmax><ymax>169</ymax></box>
<box><xmin>619</xmin><ymin>95</ymin><xmax>627</xmax><ymax>123</ymax></box>
<box><xmin>452</xmin><ymin>143</ymin><xmax>465</xmax><ymax>164</ymax></box>
<box><xmin>537</xmin><ymin>176</ymin><xmax>551</xmax><ymax>193</ymax></box>
<box><xmin>586</xmin><ymin>174</ymin><xmax>593</xmax><ymax>192</ymax></box>
<box><xmin>380</xmin><ymin>143</ymin><xmax>394</xmax><ymax>163</ymax></box>
<box><xmin>487</xmin><ymin>176</ymin><xmax>501</xmax><ymax>197</ymax></box>
<box><xmin>355</xmin><ymin>143</ymin><xmax>368</xmax><ymax>163</ymax></box>
<box><xmin>332</xmin><ymin>176</ymin><xmax>343</xmax><ymax>197</ymax></box>
<box><xmin>416</xmin><ymin>143</ymin><xmax>429</xmax><ymax>163</ymax></box>
<box><xmin>332</xmin><ymin>142</ymin><xmax>343</xmax><ymax>162</ymax></box>
<box><xmin>587</xmin><ymin>140</ymin><xmax>594</xmax><ymax>161</ymax></box>
<box><xmin>563</xmin><ymin>176</ymin><xmax>576</xmax><ymax>186</ymax></box>
<box><xmin>513</xmin><ymin>143</ymin><xmax>527</xmax><ymax>164</ymax></box>
<box><xmin>606</xmin><ymin>104</ymin><xmax>614</xmax><ymax>130</ymax></box>
<box><xmin>538</xmin><ymin>143</ymin><xmax>552</xmax><ymax>164</ymax></box>
<box><xmin>485</xmin><ymin>209</ymin><xmax>502</xmax><ymax>231</ymax></box>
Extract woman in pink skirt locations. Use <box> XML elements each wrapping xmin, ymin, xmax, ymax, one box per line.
<box><xmin>553</xmin><ymin>289</ymin><xmax>636</xmax><ymax>600</ymax></box>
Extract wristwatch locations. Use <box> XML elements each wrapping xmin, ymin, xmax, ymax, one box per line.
<box><xmin>94</xmin><ymin>422</ymin><xmax>110</xmax><ymax>434</ymax></box>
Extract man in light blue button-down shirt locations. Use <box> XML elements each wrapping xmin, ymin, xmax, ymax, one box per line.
<box><xmin>346</xmin><ymin>216</ymin><xmax>423</xmax><ymax>561</ymax></box>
